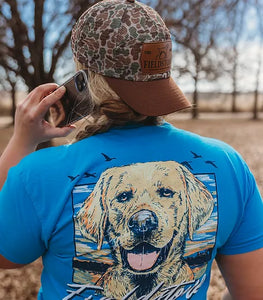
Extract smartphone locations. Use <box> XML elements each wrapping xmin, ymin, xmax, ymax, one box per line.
<box><xmin>49</xmin><ymin>70</ymin><xmax>93</xmax><ymax>127</ymax></box>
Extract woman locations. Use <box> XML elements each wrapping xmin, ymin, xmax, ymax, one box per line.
<box><xmin>0</xmin><ymin>1</ymin><xmax>263</xmax><ymax>299</ymax></box>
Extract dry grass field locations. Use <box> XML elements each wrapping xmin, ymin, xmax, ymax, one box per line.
<box><xmin>0</xmin><ymin>113</ymin><xmax>263</xmax><ymax>299</ymax></box>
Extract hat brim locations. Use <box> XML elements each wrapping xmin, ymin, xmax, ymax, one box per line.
<box><xmin>104</xmin><ymin>77</ymin><xmax>191</xmax><ymax>116</ymax></box>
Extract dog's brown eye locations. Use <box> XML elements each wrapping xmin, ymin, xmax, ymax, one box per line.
<box><xmin>158</xmin><ymin>188</ymin><xmax>175</xmax><ymax>198</ymax></box>
<box><xmin>116</xmin><ymin>190</ymin><xmax>133</xmax><ymax>202</ymax></box>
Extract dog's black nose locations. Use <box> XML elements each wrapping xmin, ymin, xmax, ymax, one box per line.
<box><xmin>128</xmin><ymin>210</ymin><xmax>158</xmax><ymax>236</ymax></box>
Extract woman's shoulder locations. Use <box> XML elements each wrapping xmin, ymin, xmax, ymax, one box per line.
<box><xmin>162</xmin><ymin>122</ymin><xmax>237</xmax><ymax>154</ymax></box>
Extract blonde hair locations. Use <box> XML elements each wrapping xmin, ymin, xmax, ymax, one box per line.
<box><xmin>74</xmin><ymin>63</ymin><xmax>162</xmax><ymax>141</ymax></box>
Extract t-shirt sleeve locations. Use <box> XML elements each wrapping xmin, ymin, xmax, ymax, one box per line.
<box><xmin>218</xmin><ymin>160</ymin><xmax>263</xmax><ymax>255</ymax></box>
<box><xmin>0</xmin><ymin>165</ymin><xmax>46</xmax><ymax>264</ymax></box>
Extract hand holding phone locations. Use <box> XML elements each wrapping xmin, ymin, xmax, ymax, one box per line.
<box><xmin>49</xmin><ymin>70</ymin><xmax>93</xmax><ymax>127</ymax></box>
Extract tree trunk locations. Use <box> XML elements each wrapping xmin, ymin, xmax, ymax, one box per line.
<box><xmin>11</xmin><ymin>84</ymin><xmax>16</xmax><ymax>125</ymax></box>
<box><xmin>231</xmin><ymin>57</ymin><xmax>238</xmax><ymax>113</ymax></box>
<box><xmin>231</xmin><ymin>90</ymin><xmax>237</xmax><ymax>113</ymax></box>
<box><xmin>192</xmin><ymin>75</ymin><xmax>199</xmax><ymax>119</ymax></box>
<box><xmin>253</xmin><ymin>42</ymin><xmax>262</xmax><ymax>120</ymax></box>
<box><xmin>253</xmin><ymin>89</ymin><xmax>259</xmax><ymax>120</ymax></box>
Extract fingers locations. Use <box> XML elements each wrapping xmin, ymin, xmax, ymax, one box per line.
<box><xmin>37</xmin><ymin>86</ymin><xmax>66</xmax><ymax>117</ymax></box>
<box><xmin>16</xmin><ymin>83</ymin><xmax>60</xmax><ymax>115</ymax></box>
<box><xmin>12</xmin><ymin>83</ymin><xmax>75</xmax><ymax>147</ymax></box>
<box><xmin>45</xmin><ymin>124</ymin><xmax>76</xmax><ymax>140</ymax></box>
<box><xmin>56</xmin><ymin>124</ymin><xmax>76</xmax><ymax>137</ymax></box>
<box><xmin>16</xmin><ymin>84</ymin><xmax>66</xmax><ymax>125</ymax></box>
<box><xmin>27</xmin><ymin>83</ymin><xmax>59</xmax><ymax>104</ymax></box>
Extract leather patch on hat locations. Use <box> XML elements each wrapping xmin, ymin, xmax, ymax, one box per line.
<box><xmin>140</xmin><ymin>41</ymin><xmax>172</xmax><ymax>74</ymax></box>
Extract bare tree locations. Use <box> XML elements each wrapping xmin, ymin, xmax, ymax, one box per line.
<box><xmin>252</xmin><ymin>0</ymin><xmax>263</xmax><ymax>120</ymax></box>
<box><xmin>220</xmin><ymin>0</ymin><xmax>247</xmax><ymax>113</ymax></box>
<box><xmin>0</xmin><ymin>0</ymin><xmax>99</xmax><ymax>147</ymax></box>
<box><xmin>0</xmin><ymin>0</ymin><xmax>99</xmax><ymax>91</ymax></box>
<box><xmin>146</xmin><ymin>0</ymin><xmax>239</xmax><ymax>118</ymax></box>
<box><xmin>0</xmin><ymin>68</ymin><xmax>17</xmax><ymax>126</ymax></box>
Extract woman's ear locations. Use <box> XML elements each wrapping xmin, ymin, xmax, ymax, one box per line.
<box><xmin>49</xmin><ymin>100</ymin><xmax>66</xmax><ymax>127</ymax></box>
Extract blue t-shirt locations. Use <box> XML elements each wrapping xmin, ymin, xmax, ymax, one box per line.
<box><xmin>0</xmin><ymin>122</ymin><xmax>263</xmax><ymax>300</ymax></box>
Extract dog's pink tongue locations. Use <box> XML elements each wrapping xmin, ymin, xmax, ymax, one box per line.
<box><xmin>127</xmin><ymin>251</ymin><xmax>158</xmax><ymax>271</ymax></box>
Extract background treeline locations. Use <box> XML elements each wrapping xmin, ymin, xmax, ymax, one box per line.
<box><xmin>0</xmin><ymin>0</ymin><xmax>262</xmax><ymax>120</ymax></box>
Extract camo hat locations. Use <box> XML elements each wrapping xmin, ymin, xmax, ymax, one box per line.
<box><xmin>71</xmin><ymin>0</ymin><xmax>191</xmax><ymax>116</ymax></box>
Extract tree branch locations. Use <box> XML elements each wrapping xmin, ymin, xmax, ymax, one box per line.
<box><xmin>48</xmin><ymin>30</ymin><xmax>72</xmax><ymax>81</ymax></box>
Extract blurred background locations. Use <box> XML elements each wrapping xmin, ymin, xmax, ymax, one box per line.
<box><xmin>0</xmin><ymin>0</ymin><xmax>262</xmax><ymax>122</ymax></box>
<box><xmin>0</xmin><ymin>0</ymin><xmax>263</xmax><ymax>299</ymax></box>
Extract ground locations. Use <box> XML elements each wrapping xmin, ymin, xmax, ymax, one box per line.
<box><xmin>0</xmin><ymin>113</ymin><xmax>262</xmax><ymax>299</ymax></box>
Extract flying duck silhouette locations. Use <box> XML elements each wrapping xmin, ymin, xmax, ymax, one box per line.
<box><xmin>205</xmin><ymin>161</ymin><xmax>218</xmax><ymax>168</ymax></box>
<box><xmin>101</xmin><ymin>153</ymin><xmax>116</xmax><ymax>161</ymax></box>
<box><xmin>191</xmin><ymin>151</ymin><xmax>202</xmax><ymax>159</ymax></box>
<box><xmin>68</xmin><ymin>175</ymin><xmax>80</xmax><ymax>182</ymax></box>
<box><xmin>83</xmin><ymin>172</ymin><xmax>96</xmax><ymax>178</ymax></box>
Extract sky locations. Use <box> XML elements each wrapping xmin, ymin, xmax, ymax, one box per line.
<box><xmin>1</xmin><ymin>0</ymin><xmax>262</xmax><ymax>94</ymax></box>
<box><xmin>175</xmin><ymin>42</ymin><xmax>263</xmax><ymax>93</ymax></box>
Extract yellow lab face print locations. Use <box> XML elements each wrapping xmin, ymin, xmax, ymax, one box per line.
<box><xmin>74</xmin><ymin>161</ymin><xmax>215</xmax><ymax>299</ymax></box>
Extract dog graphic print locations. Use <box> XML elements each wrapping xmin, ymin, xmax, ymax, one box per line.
<box><xmin>73</xmin><ymin>161</ymin><xmax>216</xmax><ymax>299</ymax></box>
